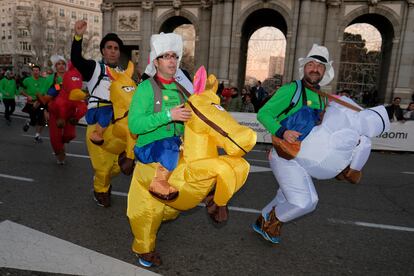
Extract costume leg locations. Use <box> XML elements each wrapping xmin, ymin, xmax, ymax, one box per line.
<box><xmin>86</xmin><ymin>125</ymin><xmax>120</xmax><ymax>193</ymax></box>
<box><xmin>127</xmin><ymin>162</ymin><xmax>179</xmax><ymax>256</ymax></box>
<box><xmin>350</xmin><ymin>136</ymin><xmax>371</xmax><ymax>171</ymax></box>
<box><xmin>48</xmin><ymin>114</ymin><xmax>65</xmax><ymax>160</ymax></box>
<box><xmin>263</xmin><ymin>149</ymin><xmax>318</xmax><ymax>223</ymax></box>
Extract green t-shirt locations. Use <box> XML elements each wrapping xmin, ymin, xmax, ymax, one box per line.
<box><xmin>128</xmin><ymin>79</ymin><xmax>187</xmax><ymax>147</ymax></box>
<box><xmin>257</xmin><ymin>81</ymin><xmax>326</xmax><ymax>136</ymax></box>
<box><xmin>0</xmin><ymin>78</ymin><xmax>18</xmax><ymax>99</ymax></box>
<box><xmin>21</xmin><ymin>76</ymin><xmax>47</xmax><ymax>99</ymax></box>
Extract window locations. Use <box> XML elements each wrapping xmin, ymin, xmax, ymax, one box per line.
<box><xmin>59</xmin><ymin>8</ymin><xmax>64</xmax><ymax>17</ymax></box>
<box><xmin>80</xmin><ymin>1</ymin><xmax>84</xmax><ymax>5</ymax></box>
<box><xmin>20</xmin><ymin>41</ymin><xmax>31</xmax><ymax>51</ymax></box>
<box><xmin>7</xmin><ymin>22</ymin><xmax>11</xmax><ymax>26</ymax></box>
<box><xmin>83</xmin><ymin>13</ymin><xmax>87</xmax><ymax>20</ymax></box>
<box><xmin>90</xmin><ymin>2</ymin><xmax>95</xmax><ymax>7</ymax></box>
<box><xmin>69</xmin><ymin>0</ymin><xmax>74</xmax><ymax>3</ymax></box>
<box><xmin>71</xmin><ymin>11</ymin><xmax>76</xmax><ymax>19</ymax></box>
<box><xmin>94</xmin><ymin>15</ymin><xmax>99</xmax><ymax>23</ymax></box>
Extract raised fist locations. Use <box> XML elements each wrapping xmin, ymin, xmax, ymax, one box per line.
<box><xmin>74</xmin><ymin>20</ymin><xmax>87</xmax><ymax>36</ymax></box>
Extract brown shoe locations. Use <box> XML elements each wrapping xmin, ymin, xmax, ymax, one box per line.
<box><xmin>149</xmin><ymin>165</ymin><xmax>179</xmax><ymax>201</ymax></box>
<box><xmin>264</xmin><ymin>207</ymin><xmax>282</xmax><ymax>243</ymax></box>
<box><xmin>93</xmin><ymin>186</ymin><xmax>111</xmax><ymax>207</ymax></box>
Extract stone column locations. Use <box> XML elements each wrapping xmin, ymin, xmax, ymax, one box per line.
<box><xmin>293</xmin><ymin>0</ymin><xmax>312</xmax><ymax>79</ymax></box>
<box><xmin>217</xmin><ymin>0</ymin><xmax>233</xmax><ymax>81</ymax></box>
<box><xmin>101</xmin><ymin>3</ymin><xmax>114</xmax><ymax>35</ymax></box>
<box><xmin>208</xmin><ymin>0</ymin><xmax>232</xmax><ymax>83</ymax></box>
<box><xmin>195</xmin><ymin>0</ymin><xmax>212</xmax><ymax>69</ymax></box>
<box><xmin>139</xmin><ymin>1</ymin><xmax>154</xmax><ymax>73</ymax></box>
<box><xmin>324</xmin><ymin>0</ymin><xmax>342</xmax><ymax>93</ymax></box>
<box><xmin>393</xmin><ymin>0</ymin><xmax>414</xmax><ymax>103</ymax></box>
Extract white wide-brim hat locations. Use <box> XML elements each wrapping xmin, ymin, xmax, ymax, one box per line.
<box><xmin>298</xmin><ymin>44</ymin><xmax>334</xmax><ymax>86</ymax></box>
<box><xmin>50</xmin><ymin>54</ymin><xmax>67</xmax><ymax>72</ymax></box>
<box><xmin>144</xmin><ymin>32</ymin><xmax>183</xmax><ymax>77</ymax></box>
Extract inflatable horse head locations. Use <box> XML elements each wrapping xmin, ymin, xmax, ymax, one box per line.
<box><xmin>184</xmin><ymin>66</ymin><xmax>256</xmax><ymax>160</ymax></box>
<box><xmin>296</xmin><ymin>96</ymin><xmax>390</xmax><ymax>179</ymax></box>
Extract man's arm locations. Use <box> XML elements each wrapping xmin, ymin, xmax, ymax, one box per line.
<box><xmin>71</xmin><ymin>20</ymin><xmax>96</xmax><ymax>81</ymax></box>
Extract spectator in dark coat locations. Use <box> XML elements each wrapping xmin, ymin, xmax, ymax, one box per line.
<box><xmin>385</xmin><ymin>97</ymin><xmax>404</xmax><ymax>121</ymax></box>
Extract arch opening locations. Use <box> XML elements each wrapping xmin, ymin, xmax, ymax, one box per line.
<box><xmin>338</xmin><ymin>14</ymin><xmax>394</xmax><ymax>105</ymax></box>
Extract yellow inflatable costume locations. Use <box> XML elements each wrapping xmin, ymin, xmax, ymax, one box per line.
<box><xmin>127</xmin><ymin>67</ymin><xmax>257</xmax><ymax>267</ymax></box>
<box><xmin>84</xmin><ymin>61</ymin><xmax>137</xmax><ymax>206</ymax></box>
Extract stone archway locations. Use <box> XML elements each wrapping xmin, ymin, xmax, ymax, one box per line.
<box><xmin>339</xmin><ymin>8</ymin><xmax>400</xmax><ymax>104</ymax></box>
<box><xmin>233</xmin><ymin>7</ymin><xmax>289</xmax><ymax>89</ymax></box>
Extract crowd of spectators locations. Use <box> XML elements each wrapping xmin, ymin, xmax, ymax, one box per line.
<box><xmin>217</xmin><ymin>80</ymin><xmax>280</xmax><ymax>113</ymax></box>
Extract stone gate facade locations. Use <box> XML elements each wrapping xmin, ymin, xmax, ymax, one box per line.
<box><xmin>102</xmin><ymin>0</ymin><xmax>414</xmax><ymax>103</ymax></box>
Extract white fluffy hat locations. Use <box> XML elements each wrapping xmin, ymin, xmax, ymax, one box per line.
<box><xmin>298</xmin><ymin>44</ymin><xmax>334</xmax><ymax>86</ymax></box>
<box><xmin>50</xmin><ymin>54</ymin><xmax>67</xmax><ymax>72</ymax></box>
<box><xmin>144</xmin><ymin>32</ymin><xmax>183</xmax><ymax>77</ymax></box>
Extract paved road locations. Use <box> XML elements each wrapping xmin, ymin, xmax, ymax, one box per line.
<box><xmin>1</xmin><ymin>115</ymin><xmax>413</xmax><ymax>275</ymax></box>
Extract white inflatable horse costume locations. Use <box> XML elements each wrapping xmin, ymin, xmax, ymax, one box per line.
<box><xmin>264</xmin><ymin>97</ymin><xmax>390</xmax><ymax>225</ymax></box>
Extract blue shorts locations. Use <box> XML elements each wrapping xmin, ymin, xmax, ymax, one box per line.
<box><xmin>134</xmin><ymin>136</ymin><xmax>182</xmax><ymax>171</ymax></box>
<box><xmin>85</xmin><ymin>105</ymin><xmax>113</xmax><ymax>127</ymax></box>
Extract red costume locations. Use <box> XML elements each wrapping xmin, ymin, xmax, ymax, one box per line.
<box><xmin>48</xmin><ymin>64</ymin><xmax>87</xmax><ymax>164</ymax></box>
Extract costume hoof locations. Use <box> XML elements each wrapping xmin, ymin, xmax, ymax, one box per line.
<box><xmin>118</xmin><ymin>152</ymin><xmax>135</xmax><ymax>175</ymax></box>
<box><xmin>149</xmin><ymin>190</ymin><xmax>179</xmax><ymax>201</ymax></box>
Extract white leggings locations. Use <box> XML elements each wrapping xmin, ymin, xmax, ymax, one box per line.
<box><xmin>262</xmin><ymin>149</ymin><xmax>319</xmax><ymax>222</ymax></box>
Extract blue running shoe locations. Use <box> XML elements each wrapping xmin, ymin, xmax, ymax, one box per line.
<box><xmin>252</xmin><ymin>214</ymin><xmax>269</xmax><ymax>241</ymax></box>
<box><xmin>136</xmin><ymin>252</ymin><xmax>161</xmax><ymax>268</ymax></box>
<box><xmin>138</xmin><ymin>257</ymin><xmax>153</xmax><ymax>268</ymax></box>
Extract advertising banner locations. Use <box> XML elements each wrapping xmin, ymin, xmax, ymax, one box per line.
<box><xmin>230</xmin><ymin>112</ymin><xmax>414</xmax><ymax>152</ymax></box>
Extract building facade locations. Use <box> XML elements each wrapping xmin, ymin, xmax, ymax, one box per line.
<box><xmin>0</xmin><ymin>0</ymin><xmax>103</xmax><ymax>74</ymax></box>
<box><xmin>99</xmin><ymin>0</ymin><xmax>414</xmax><ymax>104</ymax></box>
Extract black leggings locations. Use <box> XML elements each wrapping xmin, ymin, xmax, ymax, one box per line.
<box><xmin>3</xmin><ymin>99</ymin><xmax>16</xmax><ymax>120</ymax></box>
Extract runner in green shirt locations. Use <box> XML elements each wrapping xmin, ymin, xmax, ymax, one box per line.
<box><xmin>0</xmin><ymin>70</ymin><xmax>18</xmax><ymax>124</ymax></box>
<box><xmin>20</xmin><ymin>65</ymin><xmax>47</xmax><ymax>142</ymax></box>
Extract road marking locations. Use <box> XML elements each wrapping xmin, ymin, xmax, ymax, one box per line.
<box><xmin>21</xmin><ymin>134</ymin><xmax>84</xmax><ymax>144</ymax></box>
<box><xmin>250</xmin><ymin>165</ymin><xmax>271</xmax><ymax>172</ymax></box>
<box><xmin>112</xmin><ymin>191</ymin><xmax>262</xmax><ymax>214</ymax></box>
<box><xmin>328</xmin><ymin>218</ymin><xmax>414</xmax><ymax>232</ymax></box>
<box><xmin>66</xmin><ymin>153</ymin><xmax>90</xmax><ymax>159</ymax></box>
<box><xmin>247</xmin><ymin>158</ymin><xmax>269</xmax><ymax>163</ymax></box>
<box><xmin>0</xmin><ymin>220</ymin><xmax>158</xmax><ymax>276</ymax></box>
<box><xmin>401</xmin><ymin>171</ymin><xmax>414</xmax><ymax>175</ymax></box>
<box><xmin>113</xmin><ymin>192</ymin><xmax>414</xmax><ymax>232</ymax></box>
<box><xmin>0</xmin><ymin>173</ymin><xmax>34</xmax><ymax>182</ymax></box>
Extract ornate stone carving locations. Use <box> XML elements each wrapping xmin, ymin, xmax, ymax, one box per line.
<box><xmin>142</xmin><ymin>0</ymin><xmax>154</xmax><ymax>11</ymax></box>
<box><xmin>408</xmin><ymin>0</ymin><xmax>414</xmax><ymax>7</ymax></box>
<box><xmin>117</xmin><ymin>11</ymin><xmax>139</xmax><ymax>32</ymax></box>
<box><xmin>368</xmin><ymin>0</ymin><xmax>379</xmax><ymax>6</ymax></box>
<box><xmin>101</xmin><ymin>2</ymin><xmax>114</xmax><ymax>12</ymax></box>
<box><xmin>201</xmin><ymin>0</ymin><xmax>212</xmax><ymax>9</ymax></box>
<box><xmin>173</xmin><ymin>0</ymin><xmax>182</xmax><ymax>9</ymax></box>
